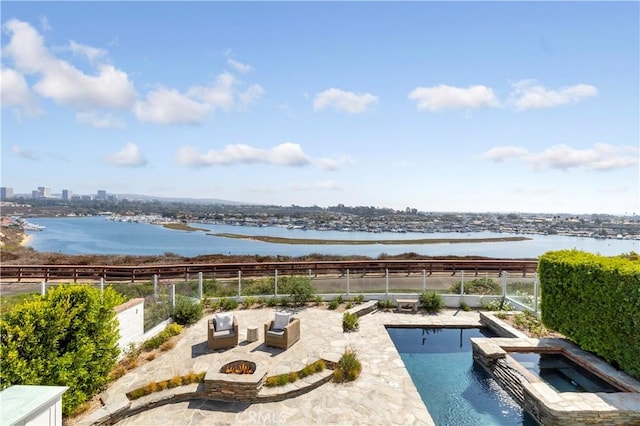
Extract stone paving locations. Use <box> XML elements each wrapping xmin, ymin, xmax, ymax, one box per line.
<box><xmin>74</xmin><ymin>306</ymin><xmax>483</xmax><ymax>425</ymax></box>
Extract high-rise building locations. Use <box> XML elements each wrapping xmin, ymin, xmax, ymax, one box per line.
<box><xmin>0</xmin><ymin>187</ymin><xmax>14</xmax><ymax>200</ymax></box>
<box><xmin>62</xmin><ymin>189</ymin><xmax>72</xmax><ymax>201</ymax></box>
<box><xmin>97</xmin><ymin>190</ymin><xmax>107</xmax><ymax>200</ymax></box>
<box><xmin>37</xmin><ymin>187</ymin><xmax>51</xmax><ymax>198</ymax></box>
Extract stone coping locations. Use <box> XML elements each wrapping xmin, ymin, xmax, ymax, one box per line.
<box><xmin>475</xmin><ymin>313</ymin><xmax>640</xmax><ymax>424</ymax></box>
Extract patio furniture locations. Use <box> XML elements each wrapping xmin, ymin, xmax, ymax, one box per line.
<box><xmin>208</xmin><ymin>312</ymin><xmax>239</xmax><ymax>350</ymax></box>
<box><xmin>246</xmin><ymin>326</ymin><xmax>259</xmax><ymax>343</ymax></box>
<box><xmin>395</xmin><ymin>297</ymin><xmax>419</xmax><ymax>313</ymax></box>
<box><xmin>264</xmin><ymin>312</ymin><xmax>300</xmax><ymax>350</ymax></box>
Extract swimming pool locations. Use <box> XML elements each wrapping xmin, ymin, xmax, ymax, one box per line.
<box><xmin>386</xmin><ymin>327</ymin><xmax>538</xmax><ymax>426</ymax></box>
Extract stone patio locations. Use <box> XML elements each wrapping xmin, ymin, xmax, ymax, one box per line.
<box><xmin>74</xmin><ymin>306</ymin><xmax>488</xmax><ymax>425</ymax></box>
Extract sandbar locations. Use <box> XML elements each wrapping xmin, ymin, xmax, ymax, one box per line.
<box><xmin>210</xmin><ymin>233</ymin><xmax>531</xmax><ymax>245</ymax></box>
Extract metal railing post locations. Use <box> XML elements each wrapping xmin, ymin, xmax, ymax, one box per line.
<box><xmin>275</xmin><ymin>269</ymin><xmax>278</xmax><ymax>296</ymax></box>
<box><xmin>460</xmin><ymin>270</ymin><xmax>465</xmax><ymax>296</ymax></box>
<box><xmin>385</xmin><ymin>268</ymin><xmax>389</xmax><ymax>295</ymax></box>
<box><xmin>41</xmin><ymin>281</ymin><xmax>46</xmax><ymax>296</ymax></box>
<box><xmin>198</xmin><ymin>272</ymin><xmax>203</xmax><ymax>300</ymax></box>
<box><xmin>422</xmin><ymin>269</ymin><xmax>426</xmax><ymax>292</ymax></box>
<box><xmin>100</xmin><ymin>277</ymin><xmax>104</xmax><ymax>293</ymax></box>
<box><xmin>171</xmin><ymin>283</ymin><xmax>176</xmax><ymax>311</ymax></box>
<box><xmin>153</xmin><ymin>274</ymin><xmax>158</xmax><ymax>298</ymax></box>
<box><xmin>238</xmin><ymin>270</ymin><xmax>242</xmax><ymax>299</ymax></box>
<box><xmin>346</xmin><ymin>268</ymin><xmax>350</xmax><ymax>296</ymax></box>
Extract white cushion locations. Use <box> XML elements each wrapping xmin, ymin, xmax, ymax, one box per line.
<box><xmin>213</xmin><ymin>329</ymin><xmax>234</xmax><ymax>338</ymax></box>
<box><xmin>215</xmin><ymin>313</ymin><xmax>234</xmax><ymax>331</ymax></box>
<box><xmin>272</xmin><ymin>312</ymin><xmax>291</xmax><ymax>331</ymax></box>
<box><xmin>267</xmin><ymin>329</ymin><xmax>285</xmax><ymax>337</ymax></box>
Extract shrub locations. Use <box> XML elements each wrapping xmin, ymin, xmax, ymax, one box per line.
<box><xmin>459</xmin><ymin>301</ymin><xmax>472</xmax><ymax>312</ymax></box>
<box><xmin>159</xmin><ymin>340</ymin><xmax>176</xmax><ymax>351</ymax></box>
<box><xmin>419</xmin><ymin>290</ymin><xmax>445</xmax><ymax>313</ymax></box>
<box><xmin>512</xmin><ymin>311</ymin><xmax>549</xmax><ymax>338</ymax></box>
<box><xmin>219</xmin><ymin>297</ymin><xmax>239</xmax><ymax>311</ymax></box>
<box><xmin>0</xmin><ymin>285</ymin><xmax>124</xmax><ymax>415</ymax></box>
<box><xmin>481</xmin><ymin>298</ymin><xmax>513</xmax><ymax>312</ymax></box>
<box><xmin>449</xmin><ymin>277</ymin><xmax>501</xmax><ymax>295</ymax></box>
<box><xmin>172</xmin><ymin>296</ymin><xmax>203</xmax><ymax>325</ymax></box>
<box><xmin>281</xmin><ymin>276</ymin><xmax>316</xmax><ymax>306</ymax></box>
<box><xmin>142</xmin><ymin>323</ymin><xmax>183</xmax><ymax>351</ymax></box>
<box><xmin>342</xmin><ymin>312</ymin><xmax>359</xmax><ymax>332</ymax></box>
<box><xmin>345</xmin><ymin>301</ymin><xmax>353</xmax><ymax>309</ymax></box>
<box><xmin>377</xmin><ymin>299</ymin><xmax>393</xmax><ymax>310</ymax></box>
<box><xmin>243</xmin><ymin>296</ymin><xmax>256</xmax><ymax>308</ymax></box>
<box><xmin>126</xmin><ymin>371</ymin><xmax>205</xmax><ymax>400</ymax></box>
<box><xmin>328</xmin><ymin>298</ymin><xmax>340</xmax><ymax>310</ymax></box>
<box><xmin>353</xmin><ymin>294</ymin><xmax>364</xmax><ymax>304</ymax></box>
<box><xmin>265</xmin><ymin>359</ymin><xmax>326</xmax><ymax>387</ymax></box>
<box><xmin>334</xmin><ymin>346</ymin><xmax>362</xmax><ymax>383</ymax></box>
<box><xmin>313</xmin><ymin>294</ymin><xmax>323</xmax><ymax>305</ymax></box>
<box><xmin>267</xmin><ymin>296</ymin><xmax>279</xmax><ymax>307</ymax></box>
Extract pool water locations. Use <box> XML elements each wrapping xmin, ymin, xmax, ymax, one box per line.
<box><xmin>386</xmin><ymin>327</ymin><xmax>538</xmax><ymax>426</ymax></box>
<box><xmin>508</xmin><ymin>352</ymin><xmax>622</xmax><ymax>393</ymax></box>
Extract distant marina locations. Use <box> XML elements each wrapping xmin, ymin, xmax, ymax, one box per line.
<box><xmin>23</xmin><ymin>216</ymin><xmax>638</xmax><ymax>258</ymax></box>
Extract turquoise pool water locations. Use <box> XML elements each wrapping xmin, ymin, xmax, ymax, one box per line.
<box><xmin>387</xmin><ymin>327</ymin><xmax>538</xmax><ymax>426</ymax></box>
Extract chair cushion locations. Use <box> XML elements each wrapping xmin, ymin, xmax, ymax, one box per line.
<box><xmin>272</xmin><ymin>312</ymin><xmax>291</xmax><ymax>331</ymax></box>
<box><xmin>213</xmin><ymin>329</ymin><xmax>234</xmax><ymax>338</ymax></box>
<box><xmin>266</xmin><ymin>329</ymin><xmax>285</xmax><ymax>337</ymax></box>
<box><xmin>215</xmin><ymin>312</ymin><xmax>234</xmax><ymax>331</ymax></box>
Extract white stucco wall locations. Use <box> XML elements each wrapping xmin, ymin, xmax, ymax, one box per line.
<box><xmin>114</xmin><ymin>298</ymin><xmax>145</xmax><ymax>355</ymax></box>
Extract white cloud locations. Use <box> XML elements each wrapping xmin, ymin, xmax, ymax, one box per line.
<box><xmin>176</xmin><ymin>143</ymin><xmax>311</xmax><ymax>167</ymax></box>
<box><xmin>314</xmin><ymin>155</ymin><xmax>353</xmax><ymax>171</ymax></box>
<box><xmin>105</xmin><ymin>142</ymin><xmax>148</xmax><ymax>167</ymax></box>
<box><xmin>239</xmin><ymin>84</ymin><xmax>265</xmax><ymax>108</ymax></box>
<box><xmin>76</xmin><ymin>111</ymin><xmax>125</xmax><ymax>128</ymax></box>
<box><xmin>187</xmin><ymin>71</ymin><xmax>264</xmax><ymax>112</ymax></box>
<box><xmin>3</xmin><ymin>19</ymin><xmax>136</xmax><ymax>110</ymax></box>
<box><xmin>313</xmin><ymin>88</ymin><xmax>377</xmax><ymax>114</ymax></box>
<box><xmin>479</xmin><ymin>146</ymin><xmax>530</xmax><ymax>162</ymax></box>
<box><xmin>134</xmin><ymin>88</ymin><xmax>210</xmax><ymax>125</ymax></box>
<box><xmin>68</xmin><ymin>40</ymin><xmax>107</xmax><ymax>63</ymax></box>
<box><xmin>510</xmin><ymin>80</ymin><xmax>598</xmax><ymax>111</ymax></box>
<box><xmin>480</xmin><ymin>143</ymin><xmax>638</xmax><ymax>171</ymax></box>
<box><xmin>11</xmin><ymin>145</ymin><xmax>38</xmax><ymax>160</ymax></box>
<box><xmin>408</xmin><ymin>84</ymin><xmax>499</xmax><ymax>111</ymax></box>
<box><xmin>227</xmin><ymin>59</ymin><xmax>252</xmax><ymax>74</ymax></box>
<box><xmin>291</xmin><ymin>180</ymin><xmax>342</xmax><ymax>191</ymax></box>
<box><xmin>1</xmin><ymin>67</ymin><xmax>42</xmax><ymax>116</ymax></box>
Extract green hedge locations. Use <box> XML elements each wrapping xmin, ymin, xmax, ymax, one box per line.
<box><xmin>0</xmin><ymin>285</ymin><xmax>124</xmax><ymax>415</ymax></box>
<box><xmin>539</xmin><ymin>250</ymin><xmax>640</xmax><ymax>379</ymax></box>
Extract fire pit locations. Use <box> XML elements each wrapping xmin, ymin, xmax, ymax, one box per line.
<box><xmin>204</xmin><ymin>357</ymin><xmax>266</xmax><ymax>402</ymax></box>
<box><xmin>221</xmin><ymin>360</ymin><xmax>256</xmax><ymax>375</ymax></box>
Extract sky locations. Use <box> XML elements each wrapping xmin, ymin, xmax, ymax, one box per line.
<box><xmin>1</xmin><ymin>1</ymin><xmax>639</xmax><ymax>215</ymax></box>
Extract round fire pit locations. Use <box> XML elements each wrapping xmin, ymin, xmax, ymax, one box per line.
<box><xmin>205</xmin><ymin>357</ymin><xmax>266</xmax><ymax>402</ymax></box>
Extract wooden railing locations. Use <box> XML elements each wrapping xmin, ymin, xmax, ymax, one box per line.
<box><xmin>0</xmin><ymin>259</ymin><xmax>538</xmax><ymax>283</ymax></box>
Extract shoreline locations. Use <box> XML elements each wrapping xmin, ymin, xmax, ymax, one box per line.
<box><xmin>211</xmin><ymin>233</ymin><xmax>532</xmax><ymax>245</ymax></box>
<box><xmin>21</xmin><ymin>233</ymin><xmax>32</xmax><ymax>246</ymax></box>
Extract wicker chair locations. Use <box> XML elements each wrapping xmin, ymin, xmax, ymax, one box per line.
<box><xmin>207</xmin><ymin>314</ymin><xmax>239</xmax><ymax>350</ymax></box>
<box><xmin>264</xmin><ymin>313</ymin><xmax>300</xmax><ymax>350</ymax></box>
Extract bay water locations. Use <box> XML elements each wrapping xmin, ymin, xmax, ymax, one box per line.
<box><xmin>25</xmin><ymin>216</ymin><xmax>637</xmax><ymax>258</ymax></box>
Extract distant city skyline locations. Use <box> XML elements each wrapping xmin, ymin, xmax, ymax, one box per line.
<box><xmin>1</xmin><ymin>2</ymin><xmax>638</xmax><ymax>215</ymax></box>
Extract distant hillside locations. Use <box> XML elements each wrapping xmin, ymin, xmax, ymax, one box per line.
<box><xmin>116</xmin><ymin>194</ymin><xmax>250</xmax><ymax>205</ymax></box>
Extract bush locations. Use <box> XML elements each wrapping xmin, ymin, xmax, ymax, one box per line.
<box><xmin>353</xmin><ymin>294</ymin><xmax>364</xmax><ymax>304</ymax></box>
<box><xmin>219</xmin><ymin>297</ymin><xmax>239</xmax><ymax>311</ymax></box>
<box><xmin>481</xmin><ymin>298</ymin><xmax>513</xmax><ymax>312</ymax></box>
<box><xmin>459</xmin><ymin>301</ymin><xmax>472</xmax><ymax>312</ymax></box>
<box><xmin>328</xmin><ymin>298</ymin><xmax>340</xmax><ymax>310</ymax></box>
<box><xmin>142</xmin><ymin>323</ymin><xmax>183</xmax><ymax>351</ymax></box>
<box><xmin>281</xmin><ymin>276</ymin><xmax>316</xmax><ymax>306</ymax></box>
<box><xmin>242</xmin><ymin>296</ymin><xmax>256</xmax><ymax>308</ymax></box>
<box><xmin>539</xmin><ymin>250</ymin><xmax>640</xmax><ymax>379</ymax></box>
<box><xmin>0</xmin><ymin>285</ymin><xmax>124</xmax><ymax>415</ymax></box>
<box><xmin>334</xmin><ymin>346</ymin><xmax>362</xmax><ymax>383</ymax></box>
<box><xmin>450</xmin><ymin>277</ymin><xmax>501</xmax><ymax>295</ymax></box>
<box><xmin>126</xmin><ymin>371</ymin><xmax>205</xmax><ymax>400</ymax></box>
<box><xmin>419</xmin><ymin>290</ymin><xmax>445</xmax><ymax>313</ymax></box>
<box><xmin>172</xmin><ymin>296</ymin><xmax>203</xmax><ymax>325</ymax></box>
<box><xmin>377</xmin><ymin>299</ymin><xmax>393</xmax><ymax>310</ymax></box>
<box><xmin>342</xmin><ymin>312</ymin><xmax>359</xmax><ymax>332</ymax></box>
<box><xmin>265</xmin><ymin>359</ymin><xmax>325</xmax><ymax>387</ymax></box>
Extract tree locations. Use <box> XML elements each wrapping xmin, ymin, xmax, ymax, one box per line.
<box><xmin>0</xmin><ymin>285</ymin><xmax>124</xmax><ymax>415</ymax></box>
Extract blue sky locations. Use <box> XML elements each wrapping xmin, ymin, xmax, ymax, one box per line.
<box><xmin>2</xmin><ymin>1</ymin><xmax>638</xmax><ymax>215</ymax></box>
